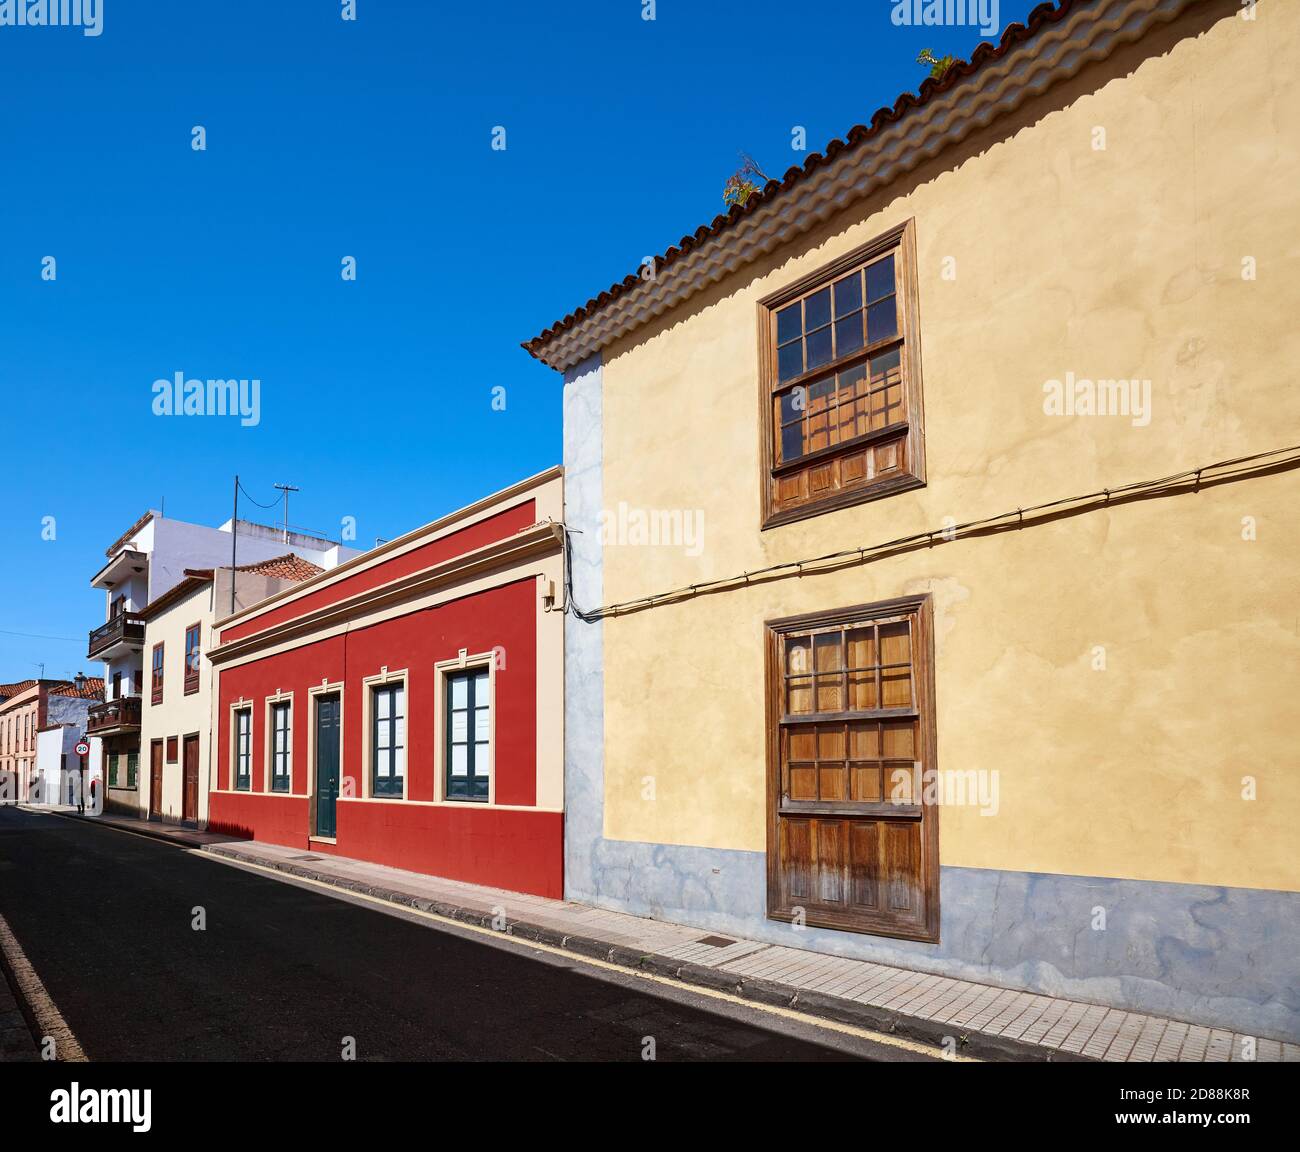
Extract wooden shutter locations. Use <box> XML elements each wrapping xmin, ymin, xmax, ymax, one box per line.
<box><xmin>766</xmin><ymin>595</ymin><xmax>939</xmax><ymax>942</ymax></box>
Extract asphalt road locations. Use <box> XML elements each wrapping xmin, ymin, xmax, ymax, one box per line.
<box><xmin>0</xmin><ymin>807</ymin><xmax>903</xmax><ymax>1062</ymax></box>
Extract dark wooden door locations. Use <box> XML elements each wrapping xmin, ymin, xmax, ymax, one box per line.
<box><xmin>149</xmin><ymin>740</ymin><xmax>163</xmax><ymax>818</ymax></box>
<box><xmin>766</xmin><ymin>597</ymin><xmax>939</xmax><ymax>943</ymax></box>
<box><xmin>315</xmin><ymin>695</ymin><xmax>340</xmax><ymax>837</ymax></box>
<box><xmin>182</xmin><ymin>735</ymin><xmax>199</xmax><ymax>822</ymax></box>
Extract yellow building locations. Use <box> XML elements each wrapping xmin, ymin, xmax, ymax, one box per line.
<box><xmin>525</xmin><ymin>0</ymin><xmax>1300</xmax><ymax>1040</ymax></box>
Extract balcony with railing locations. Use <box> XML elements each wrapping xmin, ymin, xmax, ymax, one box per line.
<box><xmin>86</xmin><ymin>695</ymin><xmax>142</xmax><ymax>736</ymax></box>
<box><xmin>87</xmin><ymin>613</ymin><xmax>145</xmax><ymax>660</ymax></box>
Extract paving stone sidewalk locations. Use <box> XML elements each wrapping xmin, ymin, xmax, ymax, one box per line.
<box><xmin>196</xmin><ymin>837</ymin><xmax>1297</xmax><ymax>1064</ymax></box>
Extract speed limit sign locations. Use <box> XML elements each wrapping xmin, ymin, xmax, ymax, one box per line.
<box><xmin>75</xmin><ymin>740</ymin><xmax>90</xmax><ymax>757</ymax></box>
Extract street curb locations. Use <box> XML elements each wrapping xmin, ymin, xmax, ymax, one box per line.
<box><xmin>0</xmin><ymin>946</ymin><xmax>41</xmax><ymax>1063</ymax></box>
<box><xmin>26</xmin><ymin>807</ymin><xmax>217</xmax><ymax>851</ymax></box>
<box><xmin>201</xmin><ymin>843</ymin><xmax>1091</xmax><ymax>1063</ymax></box>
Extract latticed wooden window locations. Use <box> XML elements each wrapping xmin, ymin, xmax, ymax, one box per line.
<box><xmin>759</xmin><ymin>220</ymin><xmax>925</xmax><ymax>527</ymax></box>
<box><xmin>766</xmin><ymin>596</ymin><xmax>938</xmax><ymax>942</ymax></box>
<box><xmin>184</xmin><ymin>623</ymin><xmax>201</xmax><ymax>695</ymax></box>
<box><xmin>151</xmin><ymin>643</ymin><xmax>165</xmax><ymax>705</ymax></box>
<box><xmin>782</xmin><ymin>617</ymin><xmax>919</xmax><ymax>807</ymax></box>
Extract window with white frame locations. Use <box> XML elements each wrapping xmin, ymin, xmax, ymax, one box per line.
<box><xmin>446</xmin><ymin>669</ymin><xmax>490</xmax><ymax>802</ymax></box>
<box><xmin>371</xmin><ymin>683</ymin><xmax>405</xmax><ymax>797</ymax></box>
<box><xmin>270</xmin><ymin>701</ymin><xmax>291</xmax><ymax>793</ymax></box>
<box><xmin>234</xmin><ymin>708</ymin><xmax>252</xmax><ymax>791</ymax></box>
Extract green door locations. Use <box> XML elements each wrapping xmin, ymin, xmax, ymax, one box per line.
<box><xmin>315</xmin><ymin>695</ymin><xmax>340</xmax><ymax>837</ymax></box>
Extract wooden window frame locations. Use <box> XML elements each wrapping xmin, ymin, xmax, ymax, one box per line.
<box><xmin>183</xmin><ymin>623</ymin><xmax>202</xmax><ymax>696</ymax></box>
<box><xmin>757</xmin><ymin>219</ymin><xmax>926</xmax><ymax>530</ymax></box>
<box><xmin>126</xmin><ymin>750</ymin><xmax>139</xmax><ymax>788</ymax></box>
<box><xmin>150</xmin><ymin>642</ymin><xmax>165</xmax><ymax>706</ymax></box>
<box><xmin>764</xmin><ymin>594</ymin><xmax>940</xmax><ymax>943</ymax></box>
<box><xmin>165</xmin><ymin>736</ymin><xmax>178</xmax><ymax>764</ymax></box>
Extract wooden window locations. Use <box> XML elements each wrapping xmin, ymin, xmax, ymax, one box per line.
<box><xmin>166</xmin><ymin>736</ymin><xmax>178</xmax><ymax>763</ymax></box>
<box><xmin>151</xmin><ymin>643</ymin><xmax>165</xmax><ymax>705</ymax></box>
<box><xmin>183</xmin><ymin>623</ymin><xmax>201</xmax><ymax>695</ymax></box>
<box><xmin>371</xmin><ymin>684</ymin><xmax>405</xmax><ymax>798</ymax></box>
<box><xmin>765</xmin><ymin>596</ymin><xmax>939</xmax><ymax>942</ymax></box>
<box><xmin>758</xmin><ymin>220</ymin><xmax>925</xmax><ymax>528</ymax></box>
<box><xmin>446</xmin><ymin>669</ymin><xmax>491</xmax><ymax>802</ymax></box>
<box><xmin>126</xmin><ymin>751</ymin><xmax>139</xmax><ymax>788</ymax></box>
<box><xmin>270</xmin><ymin>702</ymin><xmax>291</xmax><ymax>793</ymax></box>
<box><xmin>234</xmin><ymin>709</ymin><xmax>252</xmax><ymax>791</ymax></box>
<box><xmin>109</xmin><ymin>752</ymin><xmax>119</xmax><ymax>787</ymax></box>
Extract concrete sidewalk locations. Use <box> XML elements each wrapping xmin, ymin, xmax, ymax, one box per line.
<box><xmin>30</xmin><ymin>805</ymin><xmax>239</xmax><ymax>849</ymax></box>
<box><xmin>195</xmin><ymin>837</ymin><xmax>1297</xmax><ymax>1064</ymax></box>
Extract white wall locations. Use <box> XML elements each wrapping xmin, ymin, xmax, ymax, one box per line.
<box><xmin>148</xmin><ymin>518</ymin><xmax>364</xmax><ymax>602</ymax></box>
<box><xmin>31</xmin><ymin>726</ymin><xmax>101</xmax><ymax>809</ymax></box>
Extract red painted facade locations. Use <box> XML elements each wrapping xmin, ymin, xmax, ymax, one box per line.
<box><xmin>207</xmin><ymin>475</ymin><xmax>565</xmax><ymax>898</ymax></box>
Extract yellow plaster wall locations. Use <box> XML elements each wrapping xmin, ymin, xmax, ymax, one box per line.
<box><xmin>596</xmin><ymin>1</ymin><xmax>1300</xmax><ymax>891</ymax></box>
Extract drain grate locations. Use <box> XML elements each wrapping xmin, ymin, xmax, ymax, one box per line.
<box><xmin>697</xmin><ymin>935</ymin><xmax>736</xmax><ymax>948</ymax></box>
<box><xmin>290</xmin><ymin>854</ymin><xmax>324</xmax><ymax>862</ymax></box>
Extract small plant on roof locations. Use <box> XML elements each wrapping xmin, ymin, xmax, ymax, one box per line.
<box><xmin>917</xmin><ymin>47</ymin><xmax>957</xmax><ymax>80</ymax></box>
<box><xmin>723</xmin><ymin>152</ymin><xmax>771</xmax><ymax>210</ymax></box>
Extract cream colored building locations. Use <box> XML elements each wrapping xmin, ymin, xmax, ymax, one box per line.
<box><xmin>526</xmin><ymin>0</ymin><xmax>1300</xmax><ymax>1041</ymax></box>
<box><xmin>135</xmin><ymin>556</ymin><xmax>324</xmax><ymax>825</ymax></box>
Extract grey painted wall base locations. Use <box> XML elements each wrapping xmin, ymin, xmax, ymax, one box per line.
<box><xmin>561</xmin><ymin>351</ymin><xmax>1299</xmax><ymax>1044</ymax></box>
<box><xmin>567</xmin><ymin>833</ymin><xmax>1300</xmax><ymax>1043</ymax></box>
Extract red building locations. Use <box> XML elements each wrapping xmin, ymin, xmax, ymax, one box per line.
<box><xmin>206</xmin><ymin>468</ymin><xmax>565</xmax><ymax>897</ymax></box>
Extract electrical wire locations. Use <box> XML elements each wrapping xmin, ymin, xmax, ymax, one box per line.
<box><xmin>236</xmin><ymin>480</ymin><xmax>283</xmax><ymax>511</ymax></box>
<box><xmin>0</xmin><ymin>629</ymin><xmax>83</xmax><ymax>643</ymax></box>
<box><xmin>563</xmin><ymin>443</ymin><xmax>1300</xmax><ymax>622</ymax></box>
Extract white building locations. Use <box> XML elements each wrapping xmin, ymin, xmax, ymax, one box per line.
<box><xmin>87</xmin><ymin>510</ymin><xmax>363</xmax><ymax>816</ymax></box>
<box><xmin>31</xmin><ymin>727</ymin><xmax>103</xmax><ymax>811</ymax></box>
<box><xmin>134</xmin><ymin>556</ymin><xmax>324</xmax><ymax>825</ymax></box>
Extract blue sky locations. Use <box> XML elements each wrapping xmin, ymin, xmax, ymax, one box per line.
<box><xmin>0</xmin><ymin>0</ymin><xmax>1039</xmax><ymax>681</ymax></box>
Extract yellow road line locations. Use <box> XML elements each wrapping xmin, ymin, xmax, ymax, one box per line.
<box><xmin>0</xmin><ymin>912</ymin><xmax>86</xmax><ymax>1062</ymax></box>
<box><xmin>197</xmin><ymin>848</ymin><xmax>977</xmax><ymax>1062</ymax></box>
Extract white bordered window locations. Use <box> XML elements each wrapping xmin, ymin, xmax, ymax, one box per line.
<box><xmin>446</xmin><ymin>668</ymin><xmax>491</xmax><ymax>802</ymax></box>
<box><xmin>233</xmin><ymin>707</ymin><xmax>252</xmax><ymax>791</ymax></box>
<box><xmin>371</xmin><ymin>682</ymin><xmax>405</xmax><ymax>798</ymax></box>
<box><xmin>269</xmin><ymin>700</ymin><xmax>291</xmax><ymax>793</ymax></box>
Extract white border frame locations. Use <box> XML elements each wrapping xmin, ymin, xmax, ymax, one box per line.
<box><xmin>433</xmin><ymin>650</ymin><xmax>497</xmax><ymax>805</ymax></box>
<box><xmin>263</xmin><ymin>689</ymin><xmax>294</xmax><ymax>795</ymax></box>
<box><xmin>228</xmin><ymin>698</ymin><xmax>253</xmax><ymax>792</ymax></box>
<box><xmin>306</xmin><ymin>679</ymin><xmax>345</xmax><ymax>841</ymax></box>
<box><xmin>361</xmin><ymin>667</ymin><xmax>408</xmax><ymax>801</ymax></box>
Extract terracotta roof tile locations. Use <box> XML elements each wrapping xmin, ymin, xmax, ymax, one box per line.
<box><xmin>523</xmin><ymin>0</ymin><xmax>1082</xmax><ymax>364</ymax></box>
<box><xmin>50</xmin><ymin>678</ymin><xmax>105</xmax><ymax>700</ymax></box>
<box><xmin>0</xmin><ymin>679</ymin><xmax>37</xmax><ymax>700</ymax></box>
<box><xmin>236</xmin><ymin>553</ymin><xmax>326</xmax><ymax>581</ymax></box>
